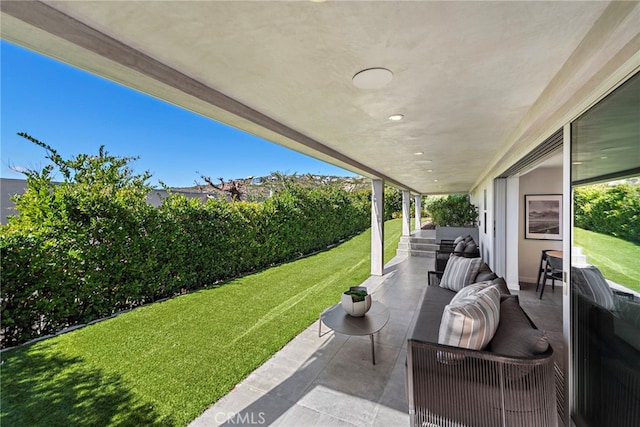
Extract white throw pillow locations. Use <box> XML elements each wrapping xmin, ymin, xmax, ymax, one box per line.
<box><xmin>438</xmin><ymin>284</ymin><xmax>501</xmax><ymax>350</ymax></box>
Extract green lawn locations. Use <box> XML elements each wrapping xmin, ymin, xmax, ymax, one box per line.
<box><xmin>573</xmin><ymin>227</ymin><xmax>640</xmax><ymax>292</ymax></box>
<box><xmin>1</xmin><ymin>219</ymin><xmax>402</xmax><ymax>427</ymax></box>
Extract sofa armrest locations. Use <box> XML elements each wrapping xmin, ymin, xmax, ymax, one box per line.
<box><xmin>614</xmin><ymin>290</ymin><xmax>636</xmax><ymax>301</ymax></box>
<box><xmin>428</xmin><ymin>270</ymin><xmax>443</xmax><ymax>286</ymax></box>
<box><xmin>438</xmin><ymin>241</ymin><xmax>456</xmax><ymax>252</ymax></box>
<box><xmin>439</xmin><ymin>239</ymin><xmax>456</xmax><ymax>245</ymax></box>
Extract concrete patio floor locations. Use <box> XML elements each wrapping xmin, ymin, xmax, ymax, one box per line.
<box><xmin>190</xmin><ymin>240</ymin><xmax>564</xmax><ymax>427</ymax></box>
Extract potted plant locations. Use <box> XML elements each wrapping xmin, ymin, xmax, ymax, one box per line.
<box><xmin>341</xmin><ymin>286</ymin><xmax>372</xmax><ymax>317</ymax></box>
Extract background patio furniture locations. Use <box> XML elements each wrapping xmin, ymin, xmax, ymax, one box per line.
<box><xmin>435</xmin><ymin>235</ymin><xmax>481</xmax><ymax>272</ymax></box>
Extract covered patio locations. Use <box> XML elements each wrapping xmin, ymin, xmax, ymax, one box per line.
<box><xmin>190</xmin><ymin>237</ymin><xmax>563</xmax><ymax>427</ymax></box>
<box><xmin>2</xmin><ymin>3</ymin><xmax>636</xmax><ymax>425</ymax></box>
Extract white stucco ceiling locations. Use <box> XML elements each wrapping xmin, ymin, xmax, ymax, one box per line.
<box><xmin>2</xmin><ymin>1</ymin><xmax>639</xmax><ymax>194</ymax></box>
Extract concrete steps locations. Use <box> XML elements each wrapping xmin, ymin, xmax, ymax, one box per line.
<box><xmin>396</xmin><ymin>234</ymin><xmax>437</xmax><ymax>258</ymax></box>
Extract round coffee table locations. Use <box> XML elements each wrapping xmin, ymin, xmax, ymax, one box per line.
<box><xmin>318</xmin><ymin>301</ymin><xmax>390</xmax><ymax>365</ymax></box>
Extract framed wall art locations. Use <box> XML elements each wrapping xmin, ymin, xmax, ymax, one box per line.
<box><xmin>524</xmin><ymin>194</ymin><xmax>562</xmax><ymax>240</ymax></box>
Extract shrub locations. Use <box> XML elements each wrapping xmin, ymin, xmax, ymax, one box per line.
<box><xmin>384</xmin><ymin>188</ymin><xmax>403</xmax><ymax>220</ymax></box>
<box><xmin>424</xmin><ymin>194</ymin><xmax>478</xmax><ymax>227</ymax></box>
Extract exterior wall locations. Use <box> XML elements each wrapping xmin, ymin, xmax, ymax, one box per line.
<box><xmin>1</xmin><ymin>178</ymin><xmax>27</xmax><ymax>224</ymax></box>
<box><xmin>435</xmin><ymin>226</ymin><xmax>479</xmax><ymax>243</ymax></box>
<box><xmin>518</xmin><ymin>166</ymin><xmax>563</xmax><ymax>283</ymax></box>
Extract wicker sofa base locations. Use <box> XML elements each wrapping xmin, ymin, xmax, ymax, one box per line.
<box><xmin>407</xmin><ymin>340</ymin><xmax>556</xmax><ymax>427</ymax></box>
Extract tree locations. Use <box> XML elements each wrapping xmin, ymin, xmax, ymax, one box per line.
<box><xmin>8</xmin><ymin>133</ymin><xmax>153</xmax><ymax>232</ymax></box>
<box><xmin>200</xmin><ymin>175</ymin><xmax>246</xmax><ymax>201</ymax></box>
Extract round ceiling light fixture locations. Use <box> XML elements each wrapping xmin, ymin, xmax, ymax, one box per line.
<box><xmin>388</xmin><ymin>114</ymin><xmax>404</xmax><ymax>121</ymax></box>
<box><xmin>352</xmin><ymin>68</ymin><xmax>394</xmax><ymax>89</ymax></box>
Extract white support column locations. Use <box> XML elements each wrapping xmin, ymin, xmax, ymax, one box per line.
<box><xmin>562</xmin><ymin>123</ymin><xmax>571</xmax><ymax>427</ymax></box>
<box><xmin>402</xmin><ymin>191</ymin><xmax>411</xmax><ymax>236</ymax></box>
<box><xmin>414</xmin><ymin>195</ymin><xmax>422</xmax><ymax>230</ymax></box>
<box><xmin>371</xmin><ymin>179</ymin><xmax>384</xmax><ymax>276</ymax></box>
<box><xmin>505</xmin><ymin>176</ymin><xmax>520</xmax><ymax>291</ymax></box>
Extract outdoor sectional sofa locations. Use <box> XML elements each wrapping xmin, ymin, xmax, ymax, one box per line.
<box><xmin>406</xmin><ymin>255</ymin><xmax>557</xmax><ymax>427</ymax></box>
<box><xmin>435</xmin><ymin>235</ymin><xmax>481</xmax><ymax>272</ymax></box>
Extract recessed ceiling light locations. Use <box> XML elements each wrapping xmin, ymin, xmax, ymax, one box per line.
<box><xmin>434</xmin><ymin>179</ymin><xmax>439</xmax><ymax>182</ymax></box>
<box><xmin>572</xmin><ymin>161</ymin><xmax>583</xmax><ymax>165</ymax></box>
<box><xmin>427</xmin><ymin>169</ymin><xmax>433</xmax><ymax>172</ymax></box>
<box><xmin>414</xmin><ymin>151</ymin><xmax>424</xmax><ymax>156</ymax></box>
<box><xmin>352</xmin><ymin>68</ymin><xmax>393</xmax><ymax>89</ymax></box>
<box><xmin>388</xmin><ymin>114</ymin><xmax>404</xmax><ymax>121</ymax></box>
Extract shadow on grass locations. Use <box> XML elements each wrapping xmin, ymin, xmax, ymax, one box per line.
<box><xmin>1</xmin><ymin>341</ymin><xmax>173</xmax><ymax>427</ymax></box>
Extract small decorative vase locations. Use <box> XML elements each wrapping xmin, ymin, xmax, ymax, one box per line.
<box><xmin>341</xmin><ymin>286</ymin><xmax>372</xmax><ymax>317</ymax></box>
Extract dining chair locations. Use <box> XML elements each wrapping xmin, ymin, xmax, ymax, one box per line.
<box><xmin>540</xmin><ymin>254</ymin><xmax>562</xmax><ymax>299</ymax></box>
<box><xmin>535</xmin><ymin>249</ymin><xmax>553</xmax><ymax>292</ymax></box>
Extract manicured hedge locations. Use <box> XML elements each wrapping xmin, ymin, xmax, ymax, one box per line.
<box><xmin>0</xmin><ymin>136</ymin><xmax>373</xmax><ymax>348</ymax></box>
<box><xmin>1</xmin><ymin>185</ymin><xmax>371</xmax><ymax>348</ymax></box>
<box><xmin>574</xmin><ymin>182</ymin><xmax>640</xmax><ymax>244</ymax></box>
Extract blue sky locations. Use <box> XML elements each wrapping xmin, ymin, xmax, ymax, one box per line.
<box><xmin>1</xmin><ymin>41</ymin><xmax>354</xmax><ymax>188</ymax></box>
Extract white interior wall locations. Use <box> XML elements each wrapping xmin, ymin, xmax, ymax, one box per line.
<box><xmin>471</xmin><ymin>181</ymin><xmax>494</xmax><ymax>270</ymax></box>
<box><xmin>518</xmin><ymin>166</ymin><xmax>563</xmax><ymax>283</ymax></box>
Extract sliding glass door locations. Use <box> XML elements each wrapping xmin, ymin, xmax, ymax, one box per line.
<box><xmin>570</xmin><ymin>72</ymin><xmax>640</xmax><ymax>427</ymax></box>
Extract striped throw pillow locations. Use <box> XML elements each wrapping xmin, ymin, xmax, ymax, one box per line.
<box><xmin>439</xmin><ymin>255</ymin><xmax>483</xmax><ymax>291</ymax></box>
<box><xmin>438</xmin><ymin>284</ymin><xmax>501</xmax><ymax>350</ymax></box>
